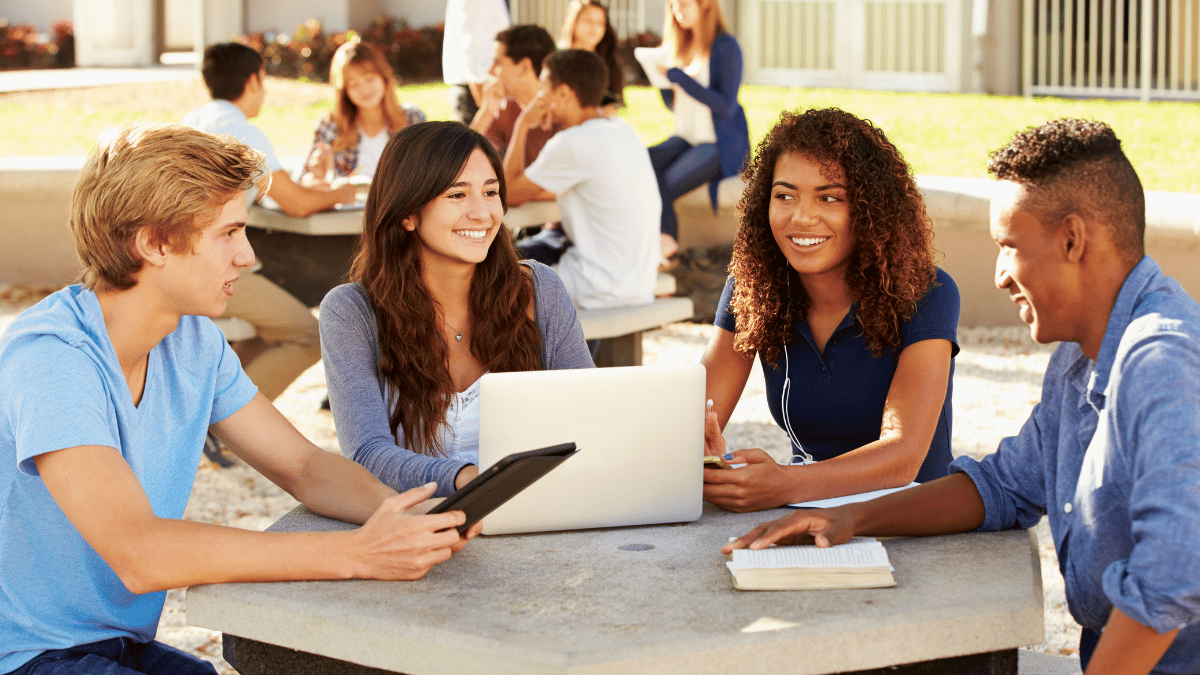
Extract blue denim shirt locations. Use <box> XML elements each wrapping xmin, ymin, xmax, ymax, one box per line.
<box><xmin>952</xmin><ymin>257</ymin><xmax>1200</xmax><ymax>674</ymax></box>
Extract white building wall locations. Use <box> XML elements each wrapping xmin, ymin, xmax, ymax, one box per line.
<box><xmin>382</xmin><ymin>0</ymin><xmax>443</xmax><ymax>27</ymax></box>
<box><xmin>248</xmin><ymin>0</ymin><xmax>350</xmax><ymax>33</ymax></box>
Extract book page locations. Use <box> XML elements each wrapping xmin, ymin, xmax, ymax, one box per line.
<box><xmin>728</xmin><ymin>538</ymin><xmax>890</xmax><ymax>570</ymax></box>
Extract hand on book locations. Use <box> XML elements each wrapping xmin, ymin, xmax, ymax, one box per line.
<box><xmin>721</xmin><ymin>506</ymin><xmax>858</xmax><ymax>554</ymax></box>
<box><xmin>703</xmin><ymin>448</ymin><xmax>794</xmax><ymax>513</ymax></box>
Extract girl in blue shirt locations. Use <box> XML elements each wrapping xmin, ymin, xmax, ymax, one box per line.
<box><xmin>650</xmin><ymin>0</ymin><xmax>751</xmax><ymax>262</ymax></box>
<box><xmin>703</xmin><ymin>108</ymin><xmax>961</xmax><ymax>512</ymax></box>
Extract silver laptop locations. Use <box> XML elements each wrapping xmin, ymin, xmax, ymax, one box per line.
<box><xmin>477</xmin><ymin>363</ymin><xmax>705</xmax><ymax>535</ymax></box>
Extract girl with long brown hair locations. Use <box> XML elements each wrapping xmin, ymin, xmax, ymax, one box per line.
<box><xmin>298</xmin><ymin>38</ymin><xmax>425</xmax><ymax>186</ymax></box>
<box><xmin>320</xmin><ymin>121</ymin><xmax>592</xmax><ymax>496</ymax></box>
<box><xmin>702</xmin><ymin>108</ymin><xmax>961</xmax><ymax>512</ymax></box>
<box><xmin>558</xmin><ymin>0</ymin><xmax>624</xmax><ymax>108</ymax></box>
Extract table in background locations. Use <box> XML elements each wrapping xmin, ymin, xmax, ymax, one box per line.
<box><xmin>187</xmin><ymin>504</ymin><xmax>1043</xmax><ymax>675</ymax></box>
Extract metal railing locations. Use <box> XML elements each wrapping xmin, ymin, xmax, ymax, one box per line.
<box><xmin>1023</xmin><ymin>0</ymin><xmax>1200</xmax><ymax>100</ymax></box>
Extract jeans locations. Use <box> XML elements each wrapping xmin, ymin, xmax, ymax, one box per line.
<box><xmin>648</xmin><ymin>136</ymin><xmax>722</xmax><ymax>241</ymax></box>
<box><xmin>450</xmin><ymin>84</ymin><xmax>478</xmax><ymax>125</ymax></box>
<box><xmin>515</xmin><ymin>227</ymin><xmax>572</xmax><ymax>266</ymax></box>
<box><xmin>8</xmin><ymin>638</ymin><xmax>217</xmax><ymax>675</ymax></box>
<box><xmin>1079</xmin><ymin>627</ymin><xmax>1101</xmax><ymax>671</ymax></box>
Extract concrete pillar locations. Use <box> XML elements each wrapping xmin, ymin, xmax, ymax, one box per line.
<box><xmin>73</xmin><ymin>0</ymin><xmax>155</xmax><ymax>66</ymax></box>
<box><xmin>200</xmin><ymin>0</ymin><xmax>246</xmax><ymax>46</ymax></box>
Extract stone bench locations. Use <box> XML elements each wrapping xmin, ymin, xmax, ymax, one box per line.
<box><xmin>674</xmin><ymin>176</ymin><xmax>747</xmax><ymax>250</ymax></box>
<box><xmin>579</xmin><ymin>275</ymin><xmax>695</xmax><ymax>366</ymax></box>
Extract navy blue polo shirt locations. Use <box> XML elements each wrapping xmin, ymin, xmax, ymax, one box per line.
<box><xmin>714</xmin><ymin>268</ymin><xmax>960</xmax><ymax>482</ymax></box>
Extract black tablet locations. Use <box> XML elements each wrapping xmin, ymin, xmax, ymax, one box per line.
<box><xmin>428</xmin><ymin>442</ymin><xmax>578</xmax><ymax>534</ymax></box>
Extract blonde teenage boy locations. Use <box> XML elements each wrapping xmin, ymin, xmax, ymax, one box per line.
<box><xmin>0</xmin><ymin>124</ymin><xmax>478</xmax><ymax>675</ymax></box>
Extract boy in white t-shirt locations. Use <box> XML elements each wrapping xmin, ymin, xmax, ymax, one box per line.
<box><xmin>0</xmin><ymin>123</ymin><xmax>478</xmax><ymax>675</ymax></box>
<box><xmin>504</xmin><ymin>49</ymin><xmax>661</xmax><ymax>310</ymax></box>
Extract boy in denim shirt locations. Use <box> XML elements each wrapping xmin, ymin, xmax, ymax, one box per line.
<box><xmin>724</xmin><ymin>119</ymin><xmax>1200</xmax><ymax>674</ymax></box>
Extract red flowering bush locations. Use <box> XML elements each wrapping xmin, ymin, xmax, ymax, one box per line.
<box><xmin>244</xmin><ymin>16</ymin><xmax>442</xmax><ymax>84</ymax></box>
<box><xmin>0</xmin><ymin>19</ymin><xmax>73</xmax><ymax>70</ymax></box>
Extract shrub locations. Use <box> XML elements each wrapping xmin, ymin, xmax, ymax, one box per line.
<box><xmin>244</xmin><ymin>16</ymin><xmax>442</xmax><ymax>84</ymax></box>
<box><xmin>0</xmin><ymin>19</ymin><xmax>74</xmax><ymax>70</ymax></box>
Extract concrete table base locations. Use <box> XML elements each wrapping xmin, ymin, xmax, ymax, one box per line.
<box><xmin>222</xmin><ymin>638</ymin><xmax>1019</xmax><ymax>675</ymax></box>
<box><xmin>244</xmin><ymin>228</ymin><xmax>358</xmax><ymax>308</ymax></box>
<box><xmin>188</xmin><ymin>505</ymin><xmax>1043</xmax><ymax>675</ymax></box>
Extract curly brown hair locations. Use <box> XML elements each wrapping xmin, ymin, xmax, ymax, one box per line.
<box><xmin>350</xmin><ymin>121</ymin><xmax>542</xmax><ymax>457</ymax></box>
<box><xmin>729</xmin><ymin>108</ymin><xmax>936</xmax><ymax>364</ymax></box>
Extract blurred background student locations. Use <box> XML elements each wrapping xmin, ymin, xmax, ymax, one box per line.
<box><xmin>297</xmin><ymin>39</ymin><xmax>425</xmax><ymax>187</ymax></box>
<box><xmin>650</xmin><ymin>0</ymin><xmax>750</xmax><ymax>265</ymax></box>
<box><xmin>443</xmin><ymin>0</ymin><xmax>511</xmax><ymax>124</ymax></box>
<box><xmin>470</xmin><ymin>24</ymin><xmax>559</xmax><ymax>166</ymax></box>
<box><xmin>558</xmin><ymin>0</ymin><xmax>624</xmax><ymax>110</ymax></box>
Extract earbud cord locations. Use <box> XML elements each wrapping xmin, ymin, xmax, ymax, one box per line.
<box><xmin>780</xmin><ymin>273</ymin><xmax>815</xmax><ymax>465</ymax></box>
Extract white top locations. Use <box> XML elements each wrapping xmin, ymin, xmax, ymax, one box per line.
<box><xmin>525</xmin><ymin>117</ymin><xmax>661</xmax><ymax>310</ymax></box>
<box><xmin>672</xmin><ymin>56</ymin><xmax>718</xmax><ymax>145</ymax></box>
<box><xmin>439</xmin><ymin>378</ymin><xmax>482</xmax><ymax>466</ymax></box>
<box><xmin>182</xmin><ymin>99</ymin><xmax>283</xmax><ymax>177</ymax></box>
<box><xmin>354</xmin><ymin>126</ymin><xmax>389</xmax><ymax>178</ymax></box>
<box><xmin>442</xmin><ymin>0</ymin><xmax>510</xmax><ymax>85</ymax></box>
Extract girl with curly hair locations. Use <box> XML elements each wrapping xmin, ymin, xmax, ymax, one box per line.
<box><xmin>320</xmin><ymin>122</ymin><xmax>593</xmax><ymax>497</ymax></box>
<box><xmin>297</xmin><ymin>39</ymin><xmax>425</xmax><ymax>187</ymax></box>
<box><xmin>702</xmin><ymin>108</ymin><xmax>961</xmax><ymax>512</ymax></box>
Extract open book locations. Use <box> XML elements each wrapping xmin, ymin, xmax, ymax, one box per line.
<box><xmin>726</xmin><ymin>537</ymin><xmax>896</xmax><ymax>590</ymax></box>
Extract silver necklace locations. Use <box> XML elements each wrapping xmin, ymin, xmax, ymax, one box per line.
<box><xmin>441</xmin><ymin>314</ymin><xmax>465</xmax><ymax>342</ymax></box>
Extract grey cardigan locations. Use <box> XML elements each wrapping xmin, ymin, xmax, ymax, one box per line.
<box><xmin>319</xmin><ymin>261</ymin><xmax>594</xmax><ymax>497</ymax></box>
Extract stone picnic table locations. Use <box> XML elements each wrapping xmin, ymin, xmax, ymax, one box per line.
<box><xmin>186</xmin><ymin>504</ymin><xmax>1042</xmax><ymax>675</ymax></box>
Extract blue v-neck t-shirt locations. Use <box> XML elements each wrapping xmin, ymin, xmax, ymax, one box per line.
<box><xmin>714</xmin><ymin>268</ymin><xmax>960</xmax><ymax>481</ymax></box>
<box><xmin>0</xmin><ymin>286</ymin><xmax>258</xmax><ymax>673</ymax></box>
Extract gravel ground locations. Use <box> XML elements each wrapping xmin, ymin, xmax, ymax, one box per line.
<box><xmin>0</xmin><ymin>284</ymin><xmax>1079</xmax><ymax>673</ymax></box>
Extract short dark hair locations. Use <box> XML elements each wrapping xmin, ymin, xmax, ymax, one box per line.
<box><xmin>201</xmin><ymin>42</ymin><xmax>263</xmax><ymax>101</ymax></box>
<box><xmin>543</xmin><ymin>49</ymin><xmax>608</xmax><ymax>108</ymax></box>
<box><xmin>494</xmin><ymin>24</ymin><xmax>557</xmax><ymax>75</ymax></box>
<box><xmin>987</xmin><ymin>118</ymin><xmax>1145</xmax><ymax>262</ymax></box>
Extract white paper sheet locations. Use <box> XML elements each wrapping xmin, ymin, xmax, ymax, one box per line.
<box><xmin>634</xmin><ymin>47</ymin><xmax>673</xmax><ymax>89</ymax></box>
<box><xmin>787</xmin><ymin>482</ymin><xmax>919</xmax><ymax>510</ymax></box>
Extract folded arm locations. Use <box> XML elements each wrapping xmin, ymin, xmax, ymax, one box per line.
<box><xmin>502</xmin><ymin>93</ymin><xmax>556</xmax><ymax>207</ymax></box>
<box><xmin>664</xmin><ymin>35</ymin><xmax>743</xmax><ymax>119</ymax></box>
<box><xmin>265</xmin><ymin>169</ymin><xmax>356</xmax><ymax>217</ymax></box>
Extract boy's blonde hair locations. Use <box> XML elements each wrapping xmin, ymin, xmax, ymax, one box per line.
<box><xmin>70</xmin><ymin>123</ymin><xmax>263</xmax><ymax>291</ymax></box>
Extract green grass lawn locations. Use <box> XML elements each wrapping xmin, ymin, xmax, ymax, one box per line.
<box><xmin>2</xmin><ymin>81</ymin><xmax>1198</xmax><ymax>192</ymax></box>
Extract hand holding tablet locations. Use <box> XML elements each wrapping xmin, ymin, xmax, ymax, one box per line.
<box><xmin>428</xmin><ymin>443</ymin><xmax>579</xmax><ymax>534</ymax></box>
